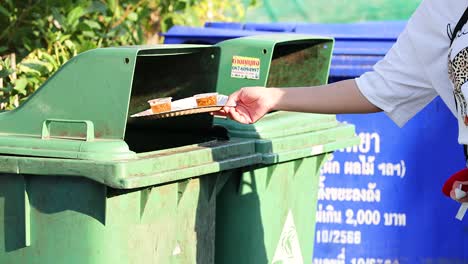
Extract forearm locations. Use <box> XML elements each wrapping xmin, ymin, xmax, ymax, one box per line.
<box><xmin>270</xmin><ymin>79</ymin><xmax>382</xmax><ymax>114</ymax></box>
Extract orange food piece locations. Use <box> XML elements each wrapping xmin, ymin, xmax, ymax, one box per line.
<box><xmin>150</xmin><ymin>102</ymin><xmax>171</xmax><ymax>114</ymax></box>
<box><xmin>148</xmin><ymin>97</ymin><xmax>172</xmax><ymax>114</ymax></box>
<box><xmin>195</xmin><ymin>95</ymin><xmax>217</xmax><ymax>107</ymax></box>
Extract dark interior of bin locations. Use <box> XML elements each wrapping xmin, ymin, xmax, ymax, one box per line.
<box><xmin>125</xmin><ymin>47</ymin><xmax>226</xmax><ymax>153</ymax></box>
<box><xmin>266</xmin><ymin>40</ymin><xmax>332</xmax><ymax>87</ymax></box>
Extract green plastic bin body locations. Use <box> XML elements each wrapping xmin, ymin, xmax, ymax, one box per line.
<box><xmin>1</xmin><ymin>173</ymin><xmax>213</xmax><ymax>264</ymax></box>
<box><xmin>217</xmin><ymin>156</ymin><xmax>324</xmax><ymax>264</ymax></box>
<box><xmin>0</xmin><ymin>139</ymin><xmax>260</xmax><ymax>264</ymax></box>
<box><xmin>215</xmin><ymin>113</ymin><xmax>358</xmax><ymax>264</ymax></box>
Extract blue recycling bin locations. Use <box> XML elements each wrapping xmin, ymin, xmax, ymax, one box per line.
<box><xmin>163</xmin><ymin>26</ymin><xmax>263</xmax><ymax>44</ymax></box>
<box><xmin>204</xmin><ymin>22</ymin><xmax>244</xmax><ymax>30</ymax></box>
<box><xmin>243</xmin><ymin>22</ymin><xmax>297</xmax><ymax>32</ymax></box>
<box><xmin>204</xmin><ymin>22</ymin><xmax>297</xmax><ymax>32</ymax></box>
<box><xmin>163</xmin><ymin>21</ymin><xmax>468</xmax><ymax>262</ymax></box>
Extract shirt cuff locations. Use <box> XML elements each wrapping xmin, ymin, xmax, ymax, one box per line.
<box><xmin>355</xmin><ymin>76</ymin><xmax>411</xmax><ymax>128</ymax></box>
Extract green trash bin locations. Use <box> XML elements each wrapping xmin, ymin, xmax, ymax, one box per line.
<box><xmin>0</xmin><ymin>45</ymin><xmax>262</xmax><ymax>264</ymax></box>
<box><xmin>0</xmin><ymin>35</ymin><xmax>358</xmax><ymax>264</ymax></box>
<box><xmin>213</xmin><ymin>35</ymin><xmax>359</xmax><ymax>263</ymax></box>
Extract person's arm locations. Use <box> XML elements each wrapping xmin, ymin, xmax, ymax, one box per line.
<box><xmin>219</xmin><ymin>79</ymin><xmax>381</xmax><ymax>124</ymax></box>
<box><xmin>271</xmin><ymin>79</ymin><xmax>381</xmax><ymax>114</ymax></box>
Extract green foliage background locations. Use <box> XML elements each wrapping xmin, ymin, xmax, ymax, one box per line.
<box><xmin>0</xmin><ymin>0</ymin><xmax>253</xmax><ymax>110</ymax></box>
<box><xmin>244</xmin><ymin>0</ymin><xmax>421</xmax><ymax>22</ymax></box>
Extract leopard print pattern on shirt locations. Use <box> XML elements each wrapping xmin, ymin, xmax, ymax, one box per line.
<box><xmin>448</xmin><ymin>47</ymin><xmax>468</xmax><ymax>125</ymax></box>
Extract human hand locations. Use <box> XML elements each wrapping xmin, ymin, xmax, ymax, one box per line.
<box><xmin>450</xmin><ymin>181</ymin><xmax>468</xmax><ymax>203</ymax></box>
<box><xmin>442</xmin><ymin>168</ymin><xmax>468</xmax><ymax>203</ymax></box>
<box><xmin>215</xmin><ymin>87</ymin><xmax>281</xmax><ymax>124</ymax></box>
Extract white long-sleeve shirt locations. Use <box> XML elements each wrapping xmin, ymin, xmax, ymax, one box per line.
<box><xmin>355</xmin><ymin>0</ymin><xmax>468</xmax><ymax>143</ymax></box>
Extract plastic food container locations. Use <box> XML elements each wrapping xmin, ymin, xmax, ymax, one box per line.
<box><xmin>194</xmin><ymin>93</ymin><xmax>218</xmax><ymax>107</ymax></box>
<box><xmin>148</xmin><ymin>97</ymin><xmax>172</xmax><ymax>113</ymax></box>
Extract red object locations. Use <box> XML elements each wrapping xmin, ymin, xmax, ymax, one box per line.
<box><xmin>442</xmin><ymin>168</ymin><xmax>468</xmax><ymax>197</ymax></box>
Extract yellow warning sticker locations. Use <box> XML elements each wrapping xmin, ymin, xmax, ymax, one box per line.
<box><xmin>231</xmin><ymin>56</ymin><xmax>260</xmax><ymax>80</ymax></box>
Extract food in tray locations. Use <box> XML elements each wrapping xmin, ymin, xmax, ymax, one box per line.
<box><xmin>148</xmin><ymin>97</ymin><xmax>172</xmax><ymax>114</ymax></box>
<box><xmin>194</xmin><ymin>93</ymin><xmax>218</xmax><ymax>107</ymax></box>
<box><xmin>132</xmin><ymin>94</ymin><xmax>234</xmax><ymax>118</ymax></box>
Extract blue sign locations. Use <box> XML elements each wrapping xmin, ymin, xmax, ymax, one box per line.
<box><xmin>314</xmin><ymin>97</ymin><xmax>468</xmax><ymax>263</ymax></box>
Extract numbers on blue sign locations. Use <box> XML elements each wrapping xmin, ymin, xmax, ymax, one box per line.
<box><xmin>316</xmin><ymin>229</ymin><xmax>362</xmax><ymax>245</ymax></box>
<box><xmin>345</xmin><ymin>209</ymin><xmax>381</xmax><ymax>227</ymax></box>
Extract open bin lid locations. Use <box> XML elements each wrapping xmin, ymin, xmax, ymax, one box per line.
<box><xmin>0</xmin><ymin>45</ymin><xmax>222</xmax><ymax>161</ymax></box>
<box><xmin>214</xmin><ymin>34</ymin><xmax>335</xmax><ymax>96</ymax></box>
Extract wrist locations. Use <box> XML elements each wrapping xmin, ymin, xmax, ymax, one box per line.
<box><xmin>268</xmin><ymin>87</ymin><xmax>285</xmax><ymax>111</ymax></box>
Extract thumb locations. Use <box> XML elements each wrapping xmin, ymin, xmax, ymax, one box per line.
<box><xmin>224</xmin><ymin>89</ymin><xmax>242</xmax><ymax>108</ymax></box>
